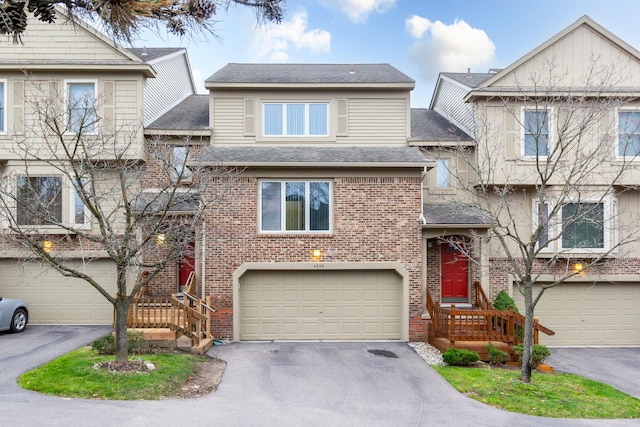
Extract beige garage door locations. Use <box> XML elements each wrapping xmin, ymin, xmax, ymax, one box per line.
<box><xmin>512</xmin><ymin>283</ymin><xmax>640</xmax><ymax>346</ymax></box>
<box><xmin>240</xmin><ymin>270</ymin><xmax>401</xmax><ymax>340</ymax></box>
<box><xmin>0</xmin><ymin>259</ymin><xmax>117</xmax><ymax>324</ymax></box>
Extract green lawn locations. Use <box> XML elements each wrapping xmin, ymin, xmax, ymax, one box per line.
<box><xmin>434</xmin><ymin>365</ymin><xmax>640</xmax><ymax>418</ymax></box>
<box><xmin>18</xmin><ymin>346</ymin><xmax>203</xmax><ymax>400</ymax></box>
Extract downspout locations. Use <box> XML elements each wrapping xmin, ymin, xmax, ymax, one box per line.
<box><xmin>201</xmin><ymin>220</ymin><xmax>206</xmax><ymax>298</ymax></box>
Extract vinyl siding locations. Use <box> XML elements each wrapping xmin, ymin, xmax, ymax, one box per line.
<box><xmin>431</xmin><ymin>78</ymin><xmax>475</xmax><ymax>137</ymax></box>
<box><xmin>142</xmin><ymin>54</ymin><xmax>194</xmax><ymax>125</ymax></box>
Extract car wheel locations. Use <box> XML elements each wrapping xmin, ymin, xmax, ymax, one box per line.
<box><xmin>10</xmin><ymin>309</ymin><xmax>27</xmax><ymax>333</ymax></box>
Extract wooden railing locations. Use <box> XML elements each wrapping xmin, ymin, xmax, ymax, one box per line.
<box><xmin>473</xmin><ymin>282</ymin><xmax>492</xmax><ymax>310</ymax></box>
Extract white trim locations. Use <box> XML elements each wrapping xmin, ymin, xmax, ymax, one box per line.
<box><xmin>258</xmin><ymin>180</ymin><xmax>333</xmax><ymax>234</ymax></box>
<box><xmin>521</xmin><ymin>106</ymin><xmax>552</xmax><ymax>160</ymax></box>
<box><xmin>65</xmin><ymin>79</ymin><xmax>98</xmax><ymax>134</ymax></box>
<box><xmin>615</xmin><ymin>107</ymin><xmax>640</xmax><ymax>159</ymax></box>
<box><xmin>0</xmin><ymin>79</ymin><xmax>6</xmax><ymax>135</ymax></box>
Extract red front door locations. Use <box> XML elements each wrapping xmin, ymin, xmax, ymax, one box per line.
<box><xmin>441</xmin><ymin>243</ymin><xmax>469</xmax><ymax>303</ymax></box>
<box><xmin>179</xmin><ymin>240</ymin><xmax>195</xmax><ymax>293</ymax></box>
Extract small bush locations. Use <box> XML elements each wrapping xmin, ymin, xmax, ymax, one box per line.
<box><xmin>493</xmin><ymin>290</ymin><xmax>519</xmax><ymax>313</ymax></box>
<box><xmin>512</xmin><ymin>344</ymin><xmax>551</xmax><ymax>367</ymax></box>
<box><xmin>91</xmin><ymin>331</ymin><xmax>145</xmax><ymax>355</ymax></box>
<box><xmin>442</xmin><ymin>348</ymin><xmax>479</xmax><ymax>366</ymax></box>
<box><xmin>485</xmin><ymin>343</ymin><xmax>510</xmax><ymax>365</ymax></box>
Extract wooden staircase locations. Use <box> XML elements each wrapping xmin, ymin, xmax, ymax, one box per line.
<box><xmin>426</xmin><ymin>282</ymin><xmax>554</xmax><ymax>360</ymax></box>
<box><xmin>126</xmin><ymin>272</ymin><xmax>217</xmax><ymax>354</ymax></box>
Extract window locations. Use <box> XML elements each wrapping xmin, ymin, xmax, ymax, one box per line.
<box><xmin>0</xmin><ymin>80</ymin><xmax>5</xmax><ymax>133</ymax></box>
<box><xmin>263</xmin><ymin>103</ymin><xmax>328</xmax><ymax>136</ymax></box>
<box><xmin>435</xmin><ymin>159</ymin><xmax>450</xmax><ymax>188</ymax></box>
<box><xmin>16</xmin><ymin>176</ymin><xmax>89</xmax><ymax>227</ymax></box>
<box><xmin>16</xmin><ymin>176</ymin><xmax>63</xmax><ymax>225</ymax></box>
<box><xmin>561</xmin><ymin>202</ymin><xmax>604</xmax><ymax>249</ymax></box>
<box><xmin>522</xmin><ymin>109</ymin><xmax>549</xmax><ymax>158</ymax></box>
<box><xmin>260</xmin><ymin>181</ymin><xmax>331</xmax><ymax>232</ymax></box>
<box><xmin>618</xmin><ymin>110</ymin><xmax>640</xmax><ymax>157</ymax></box>
<box><xmin>172</xmin><ymin>147</ymin><xmax>192</xmax><ymax>181</ymax></box>
<box><xmin>67</xmin><ymin>81</ymin><xmax>97</xmax><ymax>133</ymax></box>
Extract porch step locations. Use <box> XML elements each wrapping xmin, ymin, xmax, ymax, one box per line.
<box><xmin>192</xmin><ymin>338</ymin><xmax>213</xmax><ymax>355</ymax></box>
<box><xmin>129</xmin><ymin>327</ymin><xmax>177</xmax><ymax>341</ymax></box>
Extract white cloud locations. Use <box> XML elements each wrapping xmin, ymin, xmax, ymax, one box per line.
<box><xmin>407</xmin><ymin>17</ymin><xmax>496</xmax><ymax>82</ymax></box>
<box><xmin>319</xmin><ymin>0</ymin><xmax>396</xmax><ymax>24</ymax></box>
<box><xmin>405</xmin><ymin>14</ymin><xmax>430</xmax><ymax>39</ymax></box>
<box><xmin>251</xmin><ymin>11</ymin><xmax>331</xmax><ymax>62</ymax></box>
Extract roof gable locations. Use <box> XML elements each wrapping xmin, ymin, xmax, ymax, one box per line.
<box><xmin>471</xmin><ymin>16</ymin><xmax>640</xmax><ymax>95</ymax></box>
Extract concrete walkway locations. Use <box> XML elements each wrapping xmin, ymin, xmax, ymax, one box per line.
<box><xmin>0</xmin><ymin>327</ymin><xmax>638</xmax><ymax>426</ymax></box>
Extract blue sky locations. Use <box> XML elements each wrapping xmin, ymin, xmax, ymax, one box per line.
<box><xmin>136</xmin><ymin>0</ymin><xmax>640</xmax><ymax>107</ymax></box>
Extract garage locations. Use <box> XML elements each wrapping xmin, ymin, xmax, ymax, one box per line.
<box><xmin>239</xmin><ymin>269</ymin><xmax>402</xmax><ymax>340</ymax></box>
<box><xmin>512</xmin><ymin>282</ymin><xmax>640</xmax><ymax>346</ymax></box>
<box><xmin>0</xmin><ymin>259</ymin><xmax>117</xmax><ymax>325</ymax></box>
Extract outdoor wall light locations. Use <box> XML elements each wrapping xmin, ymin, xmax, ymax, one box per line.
<box><xmin>42</xmin><ymin>240</ymin><xmax>52</xmax><ymax>253</ymax></box>
<box><xmin>573</xmin><ymin>263</ymin><xmax>583</xmax><ymax>272</ymax></box>
<box><xmin>155</xmin><ymin>233</ymin><xmax>167</xmax><ymax>246</ymax></box>
<box><xmin>311</xmin><ymin>249</ymin><xmax>322</xmax><ymax>259</ymax></box>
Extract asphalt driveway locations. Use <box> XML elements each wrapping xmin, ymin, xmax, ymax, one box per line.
<box><xmin>1</xmin><ymin>327</ymin><xmax>638</xmax><ymax>427</ymax></box>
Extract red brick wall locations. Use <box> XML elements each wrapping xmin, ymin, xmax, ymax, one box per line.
<box><xmin>201</xmin><ymin>174</ymin><xmax>424</xmax><ymax>340</ymax></box>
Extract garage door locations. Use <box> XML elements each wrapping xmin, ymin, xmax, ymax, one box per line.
<box><xmin>0</xmin><ymin>259</ymin><xmax>117</xmax><ymax>324</ymax></box>
<box><xmin>512</xmin><ymin>283</ymin><xmax>640</xmax><ymax>346</ymax></box>
<box><xmin>240</xmin><ymin>270</ymin><xmax>401</xmax><ymax>340</ymax></box>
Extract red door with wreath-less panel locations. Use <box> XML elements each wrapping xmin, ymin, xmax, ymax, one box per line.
<box><xmin>179</xmin><ymin>240</ymin><xmax>195</xmax><ymax>293</ymax></box>
<box><xmin>441</xmin><ymin>243</ymin><xmax>469</xmax><ymax>303</ymax></box>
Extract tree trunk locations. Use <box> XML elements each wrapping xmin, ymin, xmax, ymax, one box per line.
<box><xmin>520</xmin><ymin>282</ymin><xmax>534</xmax><ymax>383</ymax></box>
<box><xmin>114</xmin><ymin>266</ymin><xmax>130</xmax><ymax>363</ymax></box>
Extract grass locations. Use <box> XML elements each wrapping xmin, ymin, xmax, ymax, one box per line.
<box><xmin>434</xmin><ymin>365</ymin><xmax>640</xmax><ymax>418</ymax></box>
<box><xmin>18</xmin><ymin>346</ymin><xmax>203</xmax><ymax>400</ymax></box>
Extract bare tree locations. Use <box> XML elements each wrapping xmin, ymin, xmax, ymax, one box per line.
<box><xmin>0</xmin><ymin>76</ymin><xmax>232</xmax><ymax>363</ymax></box>
<box><xmin>441</xmin><ymin>58</ymin><xmax>640</xmax><ymax>382</ymax></box>
<box><xmin>0</xmin><ymin>0</ymin><xmax>285</xmax><ymax>43</ymax></box>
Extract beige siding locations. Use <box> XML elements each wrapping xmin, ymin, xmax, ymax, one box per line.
<box><xmin>143</xmin><ymin>53</ymin><xmax>193</xmax><ymax>125</ymax></box>
<box><xmin>0</xmin><ymin>18</ymin><xmax>134</xmax><ymax>63</ymax></box>
<box><xmin>346</xmin><ymin>98</ymin><xmax>407</xmax><ymax>145</ymax></box>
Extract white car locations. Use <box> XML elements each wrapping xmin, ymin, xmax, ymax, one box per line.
<box><xmin>0</xmin><ymin>297</ymin><xmax>29</xmax><ymax>333</ymax></box>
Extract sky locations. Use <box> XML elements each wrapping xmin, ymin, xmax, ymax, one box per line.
<box><xmin>133</xmin><ymin>0</ymin><xmax>640</xmax><ymax>108</ymax></box>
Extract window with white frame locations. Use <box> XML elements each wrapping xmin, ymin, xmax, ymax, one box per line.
<box><xmin>617</xmin><ymin>110</ymin><xmax>640</xmax><ymax>157</ymax></box>
<box><xmin>561</xmin><ymin>202</ymin><xmax>606</xmax><ymax>250</ymax></box>
<box><xmin>0</xmin><ymin>80</ymin><xmax>5</xmax><ymax>133</ymax></box>
<box><xmin>263</xmin><ymin>103</ymin><xmax>329</xmax><ymax>136</ymax></box>
<box><xmin>67</xmin><ymin>81</ymin><xmax>97</xmax><ymax>133</ymax></box>
<box><xmin>16</xmin><ymin>176</ymin><xmax>89</xmax><ymax>227</ymax></box>
<box><xmin>260</xmin><ymin>180</ymin><xmax>331</xmax><ymax>232</ymax></box>
<box><xmin>435</xmin><ymin>159</ymin><xmax>450</xmax><ymax>188</ymax></box>
<box><xmin>522</xmin><ymin>108</ymin><xmax>550</xmax><ymax>158</ymax></box>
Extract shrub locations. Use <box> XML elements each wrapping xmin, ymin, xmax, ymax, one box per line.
<box><xmin>91</xmin><ymin>331</ymin><xmax>145</xmax><ymax>355</ymax></box>
<box><xmin>512</xmin><ymin>344</ymin><xmax>551</xmax><ymax>367</ymax></box>
<box><xmin>493</xmin><ymin>290</ymin><xmax>519</xmax><ymax>313</ymax></box>
<box><xmin>485</xmin><ymin>342</ymin><xmax>510</xmax><ymax>365</ymax></box>
<box><xmin>442</xmin><ymin>348</ymin><xmax>479</xmax><ymax>366</ymax></box>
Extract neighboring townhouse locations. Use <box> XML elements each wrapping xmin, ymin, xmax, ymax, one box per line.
<box><xmin>146</xmin><ymin>63</ymin><xmax>431</xmax><ymax>341</ymax></box>
<box><xmin>419</xmin><ymin>16</ymin><xmax>640</xmax><ymax>346</ymax></box>
<box><xmin>0</xmin><ymin>16</ymin><xmax>193</xmax><ymax>324</ymax></box>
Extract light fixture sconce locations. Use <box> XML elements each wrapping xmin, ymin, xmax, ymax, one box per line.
<box><xmin>573</xmin><ymin>263</ymin><xmax>583</xmax><ymax>273</ymax></box>
<box><xmin>155</xmin><ymin>233</ymin><xmax>167</xmax><ymax>246</ymax></box>
<box><xmin>43</xmin><ymin>240</ymin><xmax>52</xmax><ymax>253</ymax></box>
<box><xmin>311</xmin><ymin>249</ymin><xmax>322</xmax><ymax>259</ymax></box>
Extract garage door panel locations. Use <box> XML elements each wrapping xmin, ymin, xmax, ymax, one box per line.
<box><xmin>240</xmin><ymin>270</ymin><xmax>401</xmax><ymax>340</ymax></box>
<box><xmin>0</xmin><ymin>260</ymin><xmax>117</xmax><ymax>325</ymax></box>
<box><xmin>513</xmin><ymin>283</ymin><xmax>640</xmax><ymax>346</ymax></box>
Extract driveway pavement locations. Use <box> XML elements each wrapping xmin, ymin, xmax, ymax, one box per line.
<box><xmin>0</xmin><ymin>327</ymin><xmax>638</xmax><ymax>427</ymax></box>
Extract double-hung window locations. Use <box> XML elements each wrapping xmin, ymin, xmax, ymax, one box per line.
<box><xmin>16</xmin><ymin>175</ymin><xmax>89</xmax><ymax>228</ymax></box>
<box><xmin>522</xmin><ymin>108</ymin><xmax>550</xmax><ymax>158</ymax></box>
<box><xmin>617</xmin><ymin>110</ymin><xmax>640</xmax><ymax>157</ymax></box>
<box><xmin>67</xmin><ymin>81</ymin><xmax>97</xmax><ymax>133</ymax></box>
<box><xmin>0</xmin><ymin>79</ymin><xmax>5</xmax><ymax>133</ymax></box>
<box><xmin>263</xmin><ymin>103</ymin><xmax>328</xmax><ymax>137</ymax></box>
<box><xmin>260</xmin><ymin>180</ymin><xmax>331</xmax><ymax>232</ymax></box>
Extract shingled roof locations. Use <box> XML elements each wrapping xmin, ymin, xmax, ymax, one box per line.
<box><xmin>423</xmin><ymin>203</ymin><xmax>493</xmax><ymax>227</ymax></box>
<box><xmin>205</xmin><ymin>63</ymin><xmax>415</xmax><ymax>87</ymax></box>
<box><xmin>193</xmin><ymin>146</ymin><xmax>430</xmax><ymax>168</ymax></box>
<box><xmin>410</xmin><ymin>108</ymin><xmax>472</xmax><ymax>142</ymax></box>
<box><xmin>146</xmin><ymin>95</ymin><xmax>209</xmax><ymax>131</ymax></box>
<box><xmin>441</xmin><ymin>72</ymin><xmax>495</xmax><ymax>89</ymax></box>
<box><xmin>127</xmin><ymin>47</ymin><xmax>185</xmax><ymax>63</ymax></box>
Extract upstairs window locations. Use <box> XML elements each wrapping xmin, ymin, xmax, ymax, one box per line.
<box><xmin>561</xmin><ymin>202</ymin><xmax>605</xmax><ymax>250</ymax></box>
<box><xmin>16</xmin><ymin>176</ymin><xmax>63</xmax><ymax>225</ymax></box>
<box><xmin>435</xmin><ymin>159</ymin><xmax>450</xmax><ymax>188</ymax></box>
<box><xmin>67</xmin><ymin>81</ymin><xmax>97</xmax><ymax>133</ymax></box>
<box><xmin>522</xmin><ymin>109</ymin><xmax>549</xmax><ymax>158</ymax></box>
<box><xmin>618</xmin><ymin>110</ymin><xmax>640</xmax><ymax>157</ymax></box>
<box><xmin>172</xmin><ymin>146</ymin><xmax>192</xmax><ymax>181</ymax></box>
<box><xmin>0</xmin><ymin>80</ymin><xmax>5</xmax><ymax>133</ymax></box>
<box><xmin>263</xmin><ymin>103</ymin><xmax>328</xmax><ymax>137</ymax></box>
<box><xmin>260</xmin><ymin>180</ymin><xmax>331</xmax><ymax>232</ymax></box>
